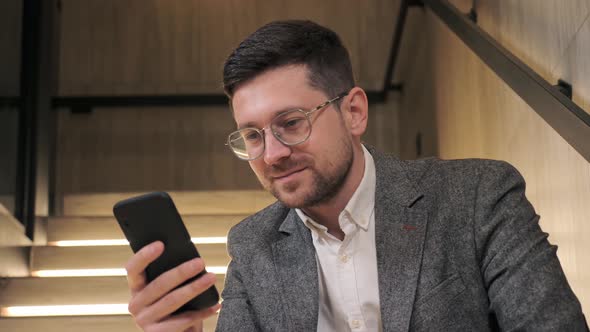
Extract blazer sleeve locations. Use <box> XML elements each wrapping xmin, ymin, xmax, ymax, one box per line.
<box><xmin>473</xmin><ymin>161</ymin><xmax>588</xmax><ymax>331</ymax></box>
<box><xmin>215</xmin><ymin>259</ymin><xmax>259</xmax><ymax>331</ymax></box>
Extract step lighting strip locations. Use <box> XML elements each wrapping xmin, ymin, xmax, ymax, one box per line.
<box><xmin>32</xmin><ymin>266</ymin><xmax>227</xmax><ymax>277</ymax></box>
<box><xmin>1</xmin><ymin>304</ymin><xmax>130</xmax><ymax>317</ymax></box>
<box><xmin>50</xmin><ymin>237</ymin><xmax>228</xmax><ymax>247</ymax></box>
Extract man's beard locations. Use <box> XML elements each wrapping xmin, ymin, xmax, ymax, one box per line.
<box><xmin>264</xmin><ymin>141</ymin><xmax>354</xmax><ymax>209</ymax></box>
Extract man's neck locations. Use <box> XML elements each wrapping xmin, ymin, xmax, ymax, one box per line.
<box><xmin>301</xmin><ymin>144</ymin><xmax>366</xmax><ymax>240</ymax></box>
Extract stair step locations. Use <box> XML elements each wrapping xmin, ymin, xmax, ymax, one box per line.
<box><xmin>30</xmin><ymin>244</ymin><xmax>228</xmax><ymax>272</ymax></box>
<box><xmin>0</xmin><ymin>195</ymin><xmax>15</xmax><ymax>218</ymax></box>
<box><xmin>0</xmin><ymin>203</ymin><xmax>30</xmax><ymax>247</ymax></box>
<box><xmin>0</xmin><ymin>315</ymin><xmax>218</xmax><ymax>331</ymax></box>
<box><xmin>47</xmin><ymin>215</ymin><xmax>246</xmax><ymax>243</ymax></box>
<box><xmin>0</xmin><ymin>276</ymin><xmax>225</xmax><ymax>307</ymax></box>
<box><xmin>63</xmin><ymin>190</ymin><xmax>275</xmax><ymax>216</ymax></box>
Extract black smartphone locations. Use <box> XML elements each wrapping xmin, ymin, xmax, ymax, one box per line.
<box><xmin>113</xmin><ymin>191</ymin><xmax>219</xmax><ymax>312</ymax></box>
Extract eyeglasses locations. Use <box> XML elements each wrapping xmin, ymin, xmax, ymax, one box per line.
<box><xmin>227</xmin><ymin>91</ymin><xmax>349</xmax><ymax>161</ymax></box>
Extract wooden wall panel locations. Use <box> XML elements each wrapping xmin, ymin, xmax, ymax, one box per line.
<box><xmin>0</xmin><ymin>109</ymin><xmax>18</xmax><ymax>199</ymax></box>
<box><xmin>55</xmin><ymin>0</ymin><xmax>402</xmax><ymax>193</ymax></box>
<box><xmin>394</xmin><ymin>9</ymin><xmax>438</xmax><ymax>159</ymax></box>
<box><xmin>56</xmin><ymin>106</ymin><xmax>261</xmax><ymax>194</ymax></box>
<box><xmin>56</xmin><ymin>99</ymin><xmax>400</xmax><ymax>194</ymax></box>
<box><xmin>430</xmin><ymin>15</ymin><xmax>484</xmax><ymax>159</ymax></box>
<box><xmin>399</xmin><ymin>0</ymin><xmax>590</xmax><ymax>316</ymax></box>
<box><xmin>0</xmin><ymin>0</ymin><xmax>22</xmax><ymax>96</ymax></box>
<box><xmin>555</xmin><ymin>16</ymin><xmax>590</xmax><ymax>115</ymax></box>
<box><xmin>364</xmin><ymin>95</ymin><xmax>400</xmax><ymax>156</ymax></box>
<box><xmin>58</xmin><ymin>0</ymin><xmax>399</xmax><ymax>95</ymax></box>
<box><xmin>477</xmin><ymin>0</ymin><xmax>590</xmax><ymax>82</ymax></box>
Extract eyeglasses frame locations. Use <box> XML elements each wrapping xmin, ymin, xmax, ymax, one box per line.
<box><xmin>226</xmin><ymin>91</ymin><xmax>349</xmax><ymax>161</ymax></box>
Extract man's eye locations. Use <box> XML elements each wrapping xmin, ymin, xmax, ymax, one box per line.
<box><xmin>282</xmin><ymin>118</ymin><xmax>303</xmax><ymax>128</ymax></box>
<box><xmin>245</xmin><ymin>132</ymin><xmax>260</xmax><ymax>141</ymax></box>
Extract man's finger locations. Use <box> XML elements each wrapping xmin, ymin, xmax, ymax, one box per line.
<box><xmin>136</xmin><ymin>272</ymin><xmax>217</xmax><ymax>324</ymax></box>
<box><xmin>129</xmin><ymin>257</ymin><xmax>205</xmax><ymax>314</ymax></box>
<box><xmin>125</xmin><ymin>241</ymin><xmax>164</xmax><ymax>294</ymax></box>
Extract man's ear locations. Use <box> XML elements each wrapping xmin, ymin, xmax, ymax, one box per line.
<box><xmin>343</xmin><ymin>87</ymin><xmax>369</xmax><ymax>137</ymax></box>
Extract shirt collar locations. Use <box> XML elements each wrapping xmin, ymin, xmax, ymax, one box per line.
<box><xmin>296</xmin><ymin>145</ymin><xmax>376</xmax><ymax>232</ymax></box>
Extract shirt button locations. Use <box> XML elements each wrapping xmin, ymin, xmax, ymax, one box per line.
<box><xmin>351</xmin><ymin>319</ymin><xmax>361</xmax><ymax>328</ymax></box>
<box><xmin>339</xmin><ymin>254</ymin><xmax>349</xmax><ymax>263</ymax></box>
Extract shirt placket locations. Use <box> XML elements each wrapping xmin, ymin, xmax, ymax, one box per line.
<box><xmin>338</xmin><ymin>216</ymin><xmax>366</xmax><ymax>331</ymax></box>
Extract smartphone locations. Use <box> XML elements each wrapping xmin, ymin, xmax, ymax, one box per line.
<box><xmin>113</xmin><ymin>191</ymin><xmax>219</xmax><ymax>312</ymax></box>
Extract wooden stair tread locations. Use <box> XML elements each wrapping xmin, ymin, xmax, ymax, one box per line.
<box><xmin>0</xmin><ymin>276</ymin><xmax>225</xmax><ymax>306</ymax></box>
<box><xmin>31</xmin><ymin>244</ymin><xmax>228</xmax><ymax>271</ymax></box>
<box><xmin>0</xmin><ymin>315</ymin><xmax>218</xmax><ymax>332</ymax></box>
<box><xmin>47</xmin><ymin>215</ymin><xmax>246</xmax><ymax>242</ymax></box>
<box><xmin>63</xmin><ymin>190</ymin><xmax>275</xmax><ymax>216</ymax></box>
<box><xmin>0</xmin><ymin>190</ymin><xmax>249</xmax><ymax>331</ymax></box>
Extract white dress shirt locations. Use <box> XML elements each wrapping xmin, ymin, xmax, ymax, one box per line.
<box><xmin>296</xmin><ymin>145</ymin><xmax>381</xmax><ymax>332</ymax></box>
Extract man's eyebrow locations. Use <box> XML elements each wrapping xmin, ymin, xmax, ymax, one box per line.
<box><xmin>237</xmin><ymin>121</ymin><xmax>258</xmax><ymax>130</ymax></box>
<box><xmin>236</xmin><ymin>106</ymin><xmax>305</xmax><ymax>130</ymax></box>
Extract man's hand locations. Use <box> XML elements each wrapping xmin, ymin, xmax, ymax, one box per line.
<box><xmin>125</xmin><ymin>241</ymin><xmax>221</xmax><ymax>332</ymax></box>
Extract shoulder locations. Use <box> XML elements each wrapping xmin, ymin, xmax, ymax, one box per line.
<box><xmin>398</xmin><ymin>156</ymin><xmax>524</xmax><ymax>189</ymax></box>
<box><xmin>371</xmin><ymin>148</ymin><xmax>526</xmax><ymax>202</ymax></box>
<box><xmin>404</xmin><ymin>156</ymin><xmax>517</xmax><ymax>176</ymax></box>
<box><xmin>370</xmin><ymin>146</ymin><xmax>520</xmax><ymax>184</ymax></box>
<box><xmin>400</xmin><ymin>158</ymin><xmax>530</xmax><ymax>218</ymax></box>
<box><xmin>226</xmin><ymin>200</ymin><xmax>290</xmax><ymax>249</ymax></box>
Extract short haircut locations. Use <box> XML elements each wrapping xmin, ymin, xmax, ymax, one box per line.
<box><xmin>223</xmin><ymin>20</ymin><xmax>355</xmax><ymax>102</ymax></box>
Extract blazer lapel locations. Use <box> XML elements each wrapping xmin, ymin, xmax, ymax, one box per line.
<box><xmin>271</xmin><ymin>209</ymin><xmax>319</xmax><ymax>331</ymax></box>
<box><xmin>373</xmin><ymin>151</ymin><xmax>428</xmax><ymax>332</ymax></box>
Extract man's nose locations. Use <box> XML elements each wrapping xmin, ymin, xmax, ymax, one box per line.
<box><xmin>263</xmin><ymin>129</ymin><xmax>291</xmax><ymax>165</ymax></box>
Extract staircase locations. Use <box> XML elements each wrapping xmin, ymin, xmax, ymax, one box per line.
<box><xmin>0</xmin><ymin>190</ymin><xmax>275</xmax><ymax>332</ymax></box>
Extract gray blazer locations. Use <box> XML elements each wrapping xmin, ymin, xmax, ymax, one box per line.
<box><xmin>216</xmin><ymin>149</ymin><xmax>588</xmax><ymax>331</ymax></box>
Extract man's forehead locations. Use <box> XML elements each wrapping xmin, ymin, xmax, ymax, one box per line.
<box><xmin>231</xmin><ymin>67</ymin><xmax>326</xmax><ymax>126</ymax></box>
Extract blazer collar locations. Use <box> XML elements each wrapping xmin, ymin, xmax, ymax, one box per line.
<box><xmin>273</xmin><ymin>209</ymin><xmax>319</xmax><ymax>331</ymax></box>
<box><xmin>369</xmin><ymin>146</ymin><xmax>423</xmax><ymax>208</ymax></box>
<box><xmin>371</xmin><ymin>147</ymin><xmax>428</xmax><ymax>332</ymax></box>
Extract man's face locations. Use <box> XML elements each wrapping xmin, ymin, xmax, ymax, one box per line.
<box><xmin>231</xmin><ymin>65</ymin><xmax>354</xmax><ymax>208</ymax></box>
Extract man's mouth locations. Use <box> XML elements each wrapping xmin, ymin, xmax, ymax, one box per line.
<box><xmin>271</xmin><ymin>167</ymin><xmax>307</xmax><ymax>181</ymax></box>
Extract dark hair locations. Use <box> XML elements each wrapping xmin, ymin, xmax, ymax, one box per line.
<box><xmin>223</xmin><ymin>20</ymin><xmax>355</xmax><ymax>101</ymax></box>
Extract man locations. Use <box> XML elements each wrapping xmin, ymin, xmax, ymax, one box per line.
<box><xmin>125</xmin><ymin>20</ymin><xmax>588</xmax><ymax>331</ymax></box>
